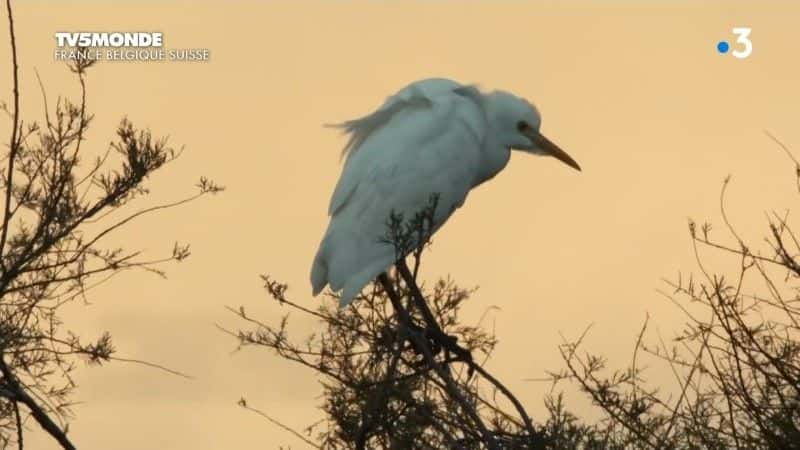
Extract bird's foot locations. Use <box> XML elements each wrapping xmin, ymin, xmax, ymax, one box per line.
<box><xmin>425</xmin><ymin>327</ymin><xmax>472</xmax><ymax>364</ymax></box>
<box><xmin>400</xmin><ymin>323</ymin><xmax>473</xmax><ymax>369</ymax></box>
<box><xmin>401</xmin><ymin>320</ymin><xmax>443</xmax><ymax>358</ymax></box>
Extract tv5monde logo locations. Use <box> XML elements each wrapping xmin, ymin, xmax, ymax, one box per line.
<box><xmin>53</xmin><ymin>32</ymin><xmax>210</xmax><ymax>62</ymax></box>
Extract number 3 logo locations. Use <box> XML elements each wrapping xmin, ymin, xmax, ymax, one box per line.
<box><xmin>732</xmin><ymin>27</ymin><xmax>753</xmax><ymax>59</ymax></box>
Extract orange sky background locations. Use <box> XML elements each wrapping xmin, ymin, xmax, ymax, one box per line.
<box><xmin>2</xmin><ymin>1</ymin><xmax>799</xmax><ymax>448</ymax></box>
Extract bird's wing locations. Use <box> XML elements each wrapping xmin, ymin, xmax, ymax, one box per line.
<box><xmin>319</xmin><ymin>90</ymin><xmax>489</xmax><ymax>300</ymax></box>
<box><xmin>327</xmin><ymin>78</ymin><xmax>483</xmax><ymax>216</ymax></box>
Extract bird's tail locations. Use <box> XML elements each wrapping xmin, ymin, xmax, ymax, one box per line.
<box><xmin>338</xmin><ymin>254</ymin><xmax>396</xmax><ymax>307</ymax></box>
<box><xmin>310</xmin><ymin>242</ymin><xmax>329</xmax><ymax>296</ymax></box>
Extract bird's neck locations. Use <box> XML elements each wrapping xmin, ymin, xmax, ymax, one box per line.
<box><xmin>474</xmin><ymin>142</ymin><xmax>510</xmax><ymax>187</ymax></box>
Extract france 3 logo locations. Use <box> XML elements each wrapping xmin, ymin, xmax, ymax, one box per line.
<box><xmin>717</xmin><ymin>28</ymin><xmax>752</xmax><ymax>59</ymax></box>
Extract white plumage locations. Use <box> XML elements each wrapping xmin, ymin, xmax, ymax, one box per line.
<box><xmin>311</xmin><ymin>78</ymin><xmax>580</xmax><ymax>306</ymax></box>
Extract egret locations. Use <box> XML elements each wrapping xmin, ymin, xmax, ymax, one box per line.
<box><xmin>311</xmin><ymin>78</ymin><xmax>580</xmax><ymax>307</ymax></box>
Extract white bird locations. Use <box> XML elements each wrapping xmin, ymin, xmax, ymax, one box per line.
<box><xmin>311</xmin><ymin>78</ymin><xmax>580</xmax><ymax>306</ymax></box>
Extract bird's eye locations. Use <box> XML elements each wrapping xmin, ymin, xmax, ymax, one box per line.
<box><xmin>516</xmin><ymin>121</ymin><xmax>529</xmax><ymax>132</ymax></box>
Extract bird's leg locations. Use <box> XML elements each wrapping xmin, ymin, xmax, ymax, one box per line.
<box><xmin>377</xmin><ymin>273</ymin><xmax>442</xmax><ymax>360</ymax></box>
<box><xmin>395</xmin><ymin>261</ymin><xmax>473</xmax><ymax>364</ymax></box>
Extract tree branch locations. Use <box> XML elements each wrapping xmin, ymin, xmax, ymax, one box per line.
<box><xmin>0</xmin><ymin>0</ymin><xmax>21</xmax><ymax>269</ymax></box>
<box><xmin>0</xmin><ymin>355</ymin><xmax>75</xmax><ymax>450</ymax></box>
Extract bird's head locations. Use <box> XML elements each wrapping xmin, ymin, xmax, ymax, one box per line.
<box><xmin>485</xmin><ymin>91</ymin><xmax>581</xmax><ymax>171</ymax></box>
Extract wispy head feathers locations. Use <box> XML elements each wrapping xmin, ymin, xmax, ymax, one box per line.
<box><xmin>325</xmin><ymin>78</ymin><xmax>481</xmax><ymax>162</ymax></box>
<box><xmin>325</xmin><ymin>95</ymin><xmax>432</xmax><ymax>162</ymax></box>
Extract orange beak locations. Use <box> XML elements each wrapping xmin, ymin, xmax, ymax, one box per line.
<box><xmin>524</xmin><ymin>130</ymin><xmax>581</xmax><ymax>171</ymax></box>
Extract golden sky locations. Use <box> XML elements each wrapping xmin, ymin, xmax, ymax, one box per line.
<box><xmin>2</xmin><ymin>1</ymin><xmax>799</xmax><ymax>448</ymax></box>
